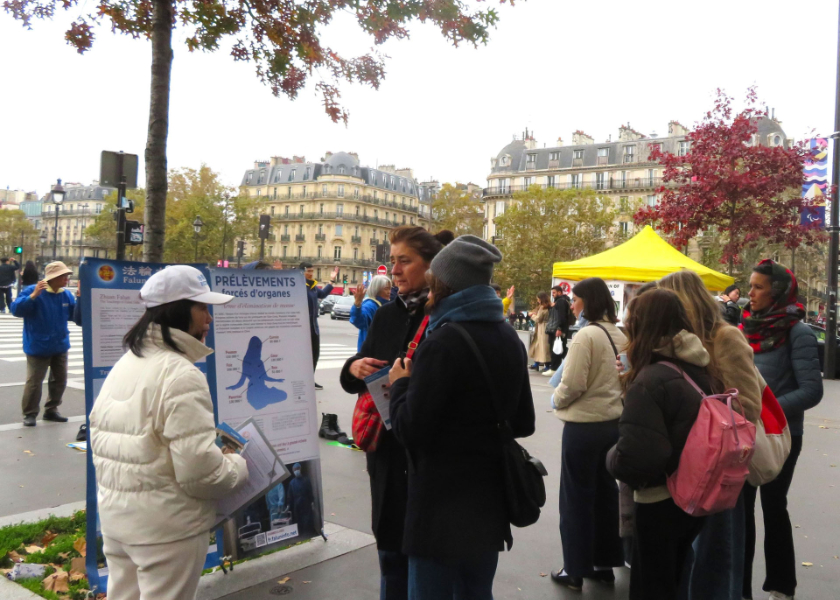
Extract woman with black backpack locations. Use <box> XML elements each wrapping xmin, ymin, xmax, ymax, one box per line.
<box><xmin>388</xmin><ymin>235</ymin><xmax>535</xmax><ymax>600</ymax></box>
<box><xmin>607</xmin><ymin>288</ymin><xmax>715</xmax><ymax>599</ymax></box>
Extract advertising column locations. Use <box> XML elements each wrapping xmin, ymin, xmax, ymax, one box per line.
<box><xmin>208</xmin><ymin>268</ymin><xmax>324</xmax><ymax>559</ymax></box>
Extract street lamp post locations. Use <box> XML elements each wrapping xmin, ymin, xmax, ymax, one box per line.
<box><xmin>50</xmin><ymin>179</ymin><xmax>65</xmax><ymax>260</ymax></box>
<box><xmin>193</xmin><ymin>216</ymin><xmax>204</xmax><ymax>262</ymax></box>
<box><xmin>39</xmin><ymin>230</ymin><xmax>47</xmax><ymax>269</ymax></box>
<box><xmin>79</xmin><ymin>203</ymin><xmax>88</xmax><ymax>260</ymax></box>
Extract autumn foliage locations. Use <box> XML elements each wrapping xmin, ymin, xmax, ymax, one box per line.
<box><xmin>635</xmin><ymin>88</ymin><xmax>823</xmax><ymax>273</ymax></box>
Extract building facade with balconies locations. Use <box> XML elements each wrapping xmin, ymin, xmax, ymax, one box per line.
<box><xmin>483</xmin><ymin>119</ymin><xmax>790</xmax><ymax>243</ymax></box>
<box><xmin>240</xmin><ymin>152</ymin><xmax>430</xmax><ymax>284</ymax></box>
<box><xmin>38</xmin><ymin>181</ymin><xmax>113</xmax><ymax>269</ymax></box>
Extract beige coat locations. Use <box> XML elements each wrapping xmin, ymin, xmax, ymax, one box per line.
<box><xmin>553</xmin><ymin>320</ymin><xmax>627</xmax><ymax>423</ymax></box>
<box><xmin>711</xmin><ymin>324</ymin><xmax>762</xmax><ymax>424</ymax></box>
<box><xmin>528</xmin><ymin>306</ymin><xmax>551</xmax><ymax>363</ymax></box>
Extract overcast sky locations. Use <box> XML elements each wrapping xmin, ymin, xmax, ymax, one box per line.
<box><xmin>1</xmin><ymin>0</ymin><xmax>837</xmax><ymax>197</ymax></box>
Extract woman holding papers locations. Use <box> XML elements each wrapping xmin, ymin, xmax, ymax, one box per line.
<box><xmin>89</xmin><ymin>266</ymin><xmax>249</xmax><ymax>600</ymax></box>
<box><xmin>341</xmin><ymin>226</ymin><xmax>452</xmax><ymax>600</ymax></box>
<box><xmin>388</xmin><ymin>235</ymin><xmax>536</xmax><ymax>600</ymax></box>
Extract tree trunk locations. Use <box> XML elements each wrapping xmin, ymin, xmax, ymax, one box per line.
<box><xmin>143</xmin><ymin>0</ymin><xmax>174</xmax><ymax>263</ymax></box>
<box><xmin>728</xmin><ymin>198</ymin><xmax>737</xmax><ymax>276</ymax></box>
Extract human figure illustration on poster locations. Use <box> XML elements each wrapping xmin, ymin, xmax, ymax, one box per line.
<box><xmin>226</xmin><ymin>335</ymin><xmax>287</xmax><ymax>410</ymax></box>
<box><xmin>287</xmin><ymin>462</ymin><xmax>316</xmax><ymax>535</ymax></box>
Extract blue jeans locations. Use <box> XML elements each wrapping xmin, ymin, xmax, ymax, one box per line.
<box><xmin>408</xmin><ymin>553</ymin><xmax>498</xmax><ymax>600</ymax></box>
<box><xmin>378</xmin><ymin>550</ymin><xmax>408</xmax><ymax>600</ymax></box>
<box><xmin>680</xmin><ymin>491</ymin><xmax>745</xmax><ymax>600</ymax></box>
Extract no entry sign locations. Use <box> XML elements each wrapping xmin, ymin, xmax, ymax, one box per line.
<box><xmin>377</xmin><ymin>265</ymin><xmax>388</xmax><ymax>276</ymax></box>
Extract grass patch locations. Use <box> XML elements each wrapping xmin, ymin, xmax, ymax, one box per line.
<box><xmin>13</xmin><ymin>579</ymin><xmax>61</xmax><ymax>600</ymax></box>
<box><xmin>0</xmin><ymin>512</ymin><xmax>86</xmax><ymax>567</ymax></box>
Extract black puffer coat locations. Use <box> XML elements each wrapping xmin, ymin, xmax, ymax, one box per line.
<box><xmin>607</xmin><ymin>356</ymin><xmax>713</xmax><ymax>491</ymax></box>
<box><xmin>340</xmin><ymin>297</ymin><xmax>427</xmax><ymax>552</ymax></box>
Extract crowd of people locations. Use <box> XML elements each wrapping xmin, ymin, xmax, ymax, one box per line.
<box><xmin>339</xmin><ymin>226</ymin><xmax>822</xmax><ymax>600</ymax></box>
<box><xmin>3</xmin><ymin>229</ymin><xmax>825</xmax><ymax>600</ymax></box>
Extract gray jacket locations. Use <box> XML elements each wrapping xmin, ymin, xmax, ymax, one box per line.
<box><xmin>754</xmin><ymin>321</ymin><xmax>822</xmax><ymax>436</ymax></box>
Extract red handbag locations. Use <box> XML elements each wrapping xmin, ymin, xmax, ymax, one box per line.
<box><xmin>351</xmin><ymin>316</ymin><xmax>428</xmax><ymax>452</ymax></box>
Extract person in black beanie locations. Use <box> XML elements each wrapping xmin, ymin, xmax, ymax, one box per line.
<box><xmin>389</xmin><ymin>235</ymin><xmax>535</xmax><ymax>600</ymax></box>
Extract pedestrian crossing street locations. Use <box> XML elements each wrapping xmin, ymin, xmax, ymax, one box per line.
<box><xmin>0</xmin><ymin>313</ymin><xmax>85</xmax><ymax>375</ymax></box>
<box><xmin>0</xmin><ymin>314</ymin><xmax>357</xmax><ymax>377</ymax></box>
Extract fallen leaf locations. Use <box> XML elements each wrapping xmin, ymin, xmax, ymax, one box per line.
<box><xmin>277</xmin><ymin>576</ymin><xmax>290</xmax><ymax>584</ymax></box>
<box><xmin>73</xmin><ymin>538</ymin><xmax>87</xmax><ymax>557</ymax></box>
<box><xmin>330</xmin><ymin>513</ymin><xmax>336</xmax><ymax>516</ymax></box>
<box><xmin>820</xmin><ymin>425</ymin><xmax>828</xmax><ymax>429</ymax></box>
<box><xmin>58</xmin><ymin>552</ymin><xmax>70</xmax><ymax>559</ymax></box>
<box><xmin>795</xmin><ymin>525</ymin><xmax>801</xmax><ymax>528</ymax></box>
<box><xmin>832</xmin><ymin>465</ymin><xmax>837</xmax><ymax>468</ymax></box>
<box><xmin>8</xmin><ymin>551</ymin><xmax>22</xmax><ymax>563</ymax></box>
<box><xmin>69</xmin><ymin>572</ymin><xmax>86</xmax><ymax>582</ymax></box>
<box><xmin>70</xmin><ymin>557</ymin><xmax>86</xmax><ymax>575</ymax></box>
<box><xmin>834</xmin><ymin>556</ymin><xmax>838</xmax><ymax>559</ymax></box>
<box><xmin>41</xmin><ymin>532</ymin><xmax>58</xmax><ymax>546</ymax></box>
<box><xmin>303</xmin><ymin>581</ymin><xmax>311</xmax><ymax>584</ymax></box>
<box><xmin>802</xmin><ymin>562</ymin><xmax>814</xmax><ymax>567</ymax></box>
<box><xmin>24</xmin><ymin>545</ymin><xmax>42</xmax><ymax>554</ymax></box>
<box><xmin>23</xmin><ymin>450</ymin><xmax>33</xmax><ymax>455</ymax></box>
<box><xmin>539</xmin><ymin>572</ymin><xmax>548</xmax><ymax>577</ymax></box>
<box><xmin>43</xmin><ymin>570</ymin><xmax>70</xmax><ymax>593</ymax></box>
<box><xmin>18</xmin><ymin>485</ymin><xmax>23</xmax><ymax>488</ymax></box>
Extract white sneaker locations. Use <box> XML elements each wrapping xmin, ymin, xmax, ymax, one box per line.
<box><xmin>768</xmin><ymin>592</ymin><xmax>794</xmax><ymax>600</ymax></box>
<box><xmin>542</xmin><ymin>369</ymin><xmax>555</xmax><ymax>377</ymax></box>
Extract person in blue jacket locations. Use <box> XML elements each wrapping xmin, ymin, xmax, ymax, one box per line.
<box><xmin>349</xmin><ymin>275</ymin><xmax>392</xmax><ymax>351</ymax></box>
<box><xmin>301</xmin><ymin>262</ymin><xmax>338</xmax><ymax>390</ymax></box>
<box><xmin>11</xmin><ymin>261</ymin><xmax>81</xmax><ymax>427</ymax></box>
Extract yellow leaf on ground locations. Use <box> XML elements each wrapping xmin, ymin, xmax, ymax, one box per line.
<box><xmin>24</xmin><ymin>545</ymin><xmax>42</xmax><ymax>554</ymax></box>
<box><xmin>70</xmin><ymin>572</ymin><xmax>86</xmax><ymax>582</ymax></box>
<box><xmin>303</xmin><ymin>581</ymin><xmax>311</xmax><ymax>584</ymax></box>
<box><xmin>70</xmin><ymin>557</ymin><xmax>86</xmax><ymax>575</ymax></box>
<box><xmin>277</xmin><ymin>576</ymin><xmax>290</xmax><ymax>584</ymax></box>
<box><xmin>41</xmin><ymin>532</ymin><xmax>58</xmax><ymax>546</ymax></box>
<box><xmin>43</xmin><ymin>570</ymin><xmax>70</xmax><ymax>593</ymax></box>
<box><xmin>802</xmin><ymin>562</ymin><xmax>814</xmax><ymax>567</ymax></box>
<box><xmin>539</xmin><ymin>572</ymin><xmax>548</xmax><ymax>577</ymax></box>
<box><xmin>73</xmin><ymin>538</ymin><xmax>87</xmax><ymax>557</ymax></box>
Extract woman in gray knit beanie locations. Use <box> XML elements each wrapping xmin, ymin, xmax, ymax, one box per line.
<box><xmin>387</xmin><ymin>235</ymin><xmax>536</xmax><ymax>600</ymax></box>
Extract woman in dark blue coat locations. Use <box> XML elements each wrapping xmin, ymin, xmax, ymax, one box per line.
<box><xmin>741</xmin><ymin>259</ymin><xmax>823</xmax><ymax>600</ymax></box>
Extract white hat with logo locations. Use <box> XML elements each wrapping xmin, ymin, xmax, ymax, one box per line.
<box><xmin>140</xmin><ymin>265</ymin><xmax>233</xmax><ymax>308</ymax></box>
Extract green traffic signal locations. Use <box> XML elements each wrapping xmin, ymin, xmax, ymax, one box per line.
<box><xmin>13</xmin><ymin>246</ymin><xmax>23</xmax><ymax>255</ymax></box>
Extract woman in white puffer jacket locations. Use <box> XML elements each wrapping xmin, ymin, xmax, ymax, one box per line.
<box><xmin>90</xmin><ymin>265</ymin><xmax>249</xmax><ymax>600</ymax></box>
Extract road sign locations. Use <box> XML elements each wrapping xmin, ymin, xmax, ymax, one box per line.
<box><xmin>377</xmin><ymin>265</ymin><xmax>388</xmax><ymax>276</ymax></box>
<box><xmin>259</xmin><ymin>215</ymin><xmax>271</xmax><ymax>240</ymax></box>
<box><xmin>125</xmin><ymin>221</ymin><xmax>144</xmax><ymax>245</ymax></box>
<box><xmin>100</xmin><ymin>151</ymin><xmax>139</xmax><ymax>189</ymax></box>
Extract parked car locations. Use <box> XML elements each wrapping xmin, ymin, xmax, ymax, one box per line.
<box><xmin>805</xmin><ymin>323</ymin><xmax>840</xmax><ymax>378</ymax></box>
<box><xmin>331</xmin><ymin>296</ymin><xmax>355</xmax><ymax>320</ymax></box>
<box><xmin>319</xmin><ymin>295</ymin><xmax>339</xmax><ymax>315</ymax></box>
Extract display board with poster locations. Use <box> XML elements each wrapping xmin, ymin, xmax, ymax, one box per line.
<box><xmin>79</xmin><ymin>259</ymin><xmax>222</xmax><ymax>595</ymax></box>
<box><xmin>207</xmin><ymin>268</ymin><xmax>325</xmax><ymax>560</ymax></box>
<box><xmin>551</xmin><ymin>278</ymin><xmax>640</xmax><ymax>322</ymax></box>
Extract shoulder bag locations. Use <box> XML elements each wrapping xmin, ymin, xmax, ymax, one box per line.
<box><xmin>447</xmin><ymin>322</ymin><xmax>547</xmax><ymax>528</ymax></box>
<box><xmin>351</xmin><ymin>316</ymin><xmax>428</xmax><ymax>452</ymax></box>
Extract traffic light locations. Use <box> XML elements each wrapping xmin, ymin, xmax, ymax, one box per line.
<box><xmin>13</xmin><ymin>246</ymin><xmax>23</xmax><ymax>255</ymax></box>
<box><xmin>237</xmin><ymin>240</ymin><xmax>245</xmax><ymax>257</ymax></box>
<box><xmin>343</xmin><ymin>274</ymin><xmax>348</xmax><ymax>286</ymax></box>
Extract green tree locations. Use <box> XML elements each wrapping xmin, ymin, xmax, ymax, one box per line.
<box><xmin>431</xmin><ymin>183</ymin><xmax>484</xmax><ymax>237</ymax></box>
<box><xmin>5</xmin><ymin>0</ymin><xmax>512</xmax><ymax>263</ymax></box>
<box><xmin>494</xmin><ymin>186</ymin><xmax>616</xmax><ymax>304</ymax></box>
<box><xmin>84</xmin><ymin>165</ymin><xmax>260</xmax><ymax>264</ymax></box>
<box><xmin>0</xmin><ymin>209</ymin><xmax>38</xmax><ymax>260</ymax></box>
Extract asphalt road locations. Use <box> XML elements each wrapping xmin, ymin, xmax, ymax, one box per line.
<box><xmin>2</xmin><ymin>315</ymin><xmax>839</xmax><ymax>599</ymax></box>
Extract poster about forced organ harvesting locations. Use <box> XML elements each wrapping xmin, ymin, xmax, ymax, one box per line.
<box><xmin>208</xmin><ymin>268</ymin><xmax>324</xmax><ymax>559</ymax></box>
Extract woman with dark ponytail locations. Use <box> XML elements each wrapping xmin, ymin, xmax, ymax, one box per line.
<box><xmin>340</xmin><ymin>226</ymin><xmax>452</xmax><ymax>600</ymax></box>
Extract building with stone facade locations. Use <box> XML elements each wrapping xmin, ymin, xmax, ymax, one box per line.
<box><xmin>38</xmin><ymin>181</ymin><xmax>113</xmax><ymax>268</ymax></box>
<box><xmin>239</xmin><ymin>152</ymin><xmax>430</xmax><ymax>285</ymax></box>
<box><xmin>482</xmin><ymin>119</ymin><xmax>791</xmax><ymax>246</ymax></box>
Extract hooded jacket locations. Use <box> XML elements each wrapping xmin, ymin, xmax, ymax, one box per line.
<box><xmin>90</xmin><ymin>326</ymin><xmax>249</xmax><ymax>545</ymax></box>
<box><xmin>553</xmin><ymin>320</ymin><xmax>627</xmax><ymax>423</ymax></box>
<box><xmin>11</xmin><ymin>284</ymin><xmax>80</xmax><ymax>356</ymax></box>
<box><xmin>606</xmin><ymin>331</ymin><xmax>713</xmax><ymax>503</ymax></box>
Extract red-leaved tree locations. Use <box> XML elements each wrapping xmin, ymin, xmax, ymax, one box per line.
<box><xmin>635</xmin><ymin>88</ymin><xmax>823</xmax><ymax>275</ymax></box>
<box><xmin>4</xmin><ymin>0</ymin><xmax>511</xmax><ymax>262</ymax></box>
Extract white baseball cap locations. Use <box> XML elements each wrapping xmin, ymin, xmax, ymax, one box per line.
<box><xmin>140</xmin><ymin>265</ymin><xmax>234</xmax><ymax>308</ymax></box>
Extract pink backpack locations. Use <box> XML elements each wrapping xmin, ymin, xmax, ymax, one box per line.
<box><xmin>660</xmin><ymin>362</ymin><xmax>756</xmax><ymax>517</ymax></box>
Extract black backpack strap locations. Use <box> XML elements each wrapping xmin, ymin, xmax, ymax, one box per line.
<box><xmin>588</xmin><ymin>322</ymin><xmax>619</xmax><ymax>357</ymax></box>
<box><xmin>446</xmin><ymin>322</ymin><xmax>514</xmax><ymax>441</ymax></box>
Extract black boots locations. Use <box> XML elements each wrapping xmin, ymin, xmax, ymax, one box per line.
<box><xmin>318</xmin><ymin>413</ymin><xmax>347</xmax><ymax>442</ymax></box>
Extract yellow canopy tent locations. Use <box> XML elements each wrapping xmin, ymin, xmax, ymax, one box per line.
<box><xmin>552</xmin><ymin>226</ymin><xmax>734</xmax><ymax>291</ymax></box>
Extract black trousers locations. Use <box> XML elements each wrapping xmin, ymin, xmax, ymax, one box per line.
<box><xmin>743</xmin><ymin>435</ymin><xmax>803</xmax><ymax>598</ymax></box>
<box><xmin>548</xmin><ymin>333</ymin><xmax>561</xmax><ymax>371</ymax></box>
<box><xmin>311</xmin><ymin>330</ymin><xmax>320</xmax><ymax>371</ymax></box>
<box><xmin>0</xmin><ymin>286</ymin><xmax>12</xmax><ymax>312</ymax></box>
<box><xmin>559</xmin><ymin>420</ymin><xmax>624</xmax><ymax>576</ymax></box>
<box><xmin>632</xmin><ymin>499</ymin><xmax>705</xmax><ymax>600</ymax></box>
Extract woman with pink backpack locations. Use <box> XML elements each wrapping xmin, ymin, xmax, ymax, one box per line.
<box><xmin>606</xmin><ymin>288</ymin><xmax>717</xmax><ymax>599</ymax></box>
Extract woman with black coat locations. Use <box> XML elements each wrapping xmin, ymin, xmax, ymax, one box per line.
<box><xmin>607</xmin><ymin>288</ymin><xmax>716</xmax><ymax>600</ymax></box>
<box><xmin>388</xmin><ymin>235</ymin><xmax>536</xmax><ymax>600</ymax></box>
<box><xmin>340</xmin><ymin>226</ymin><xmax>452</xmax><ymax>600</ymax></box>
